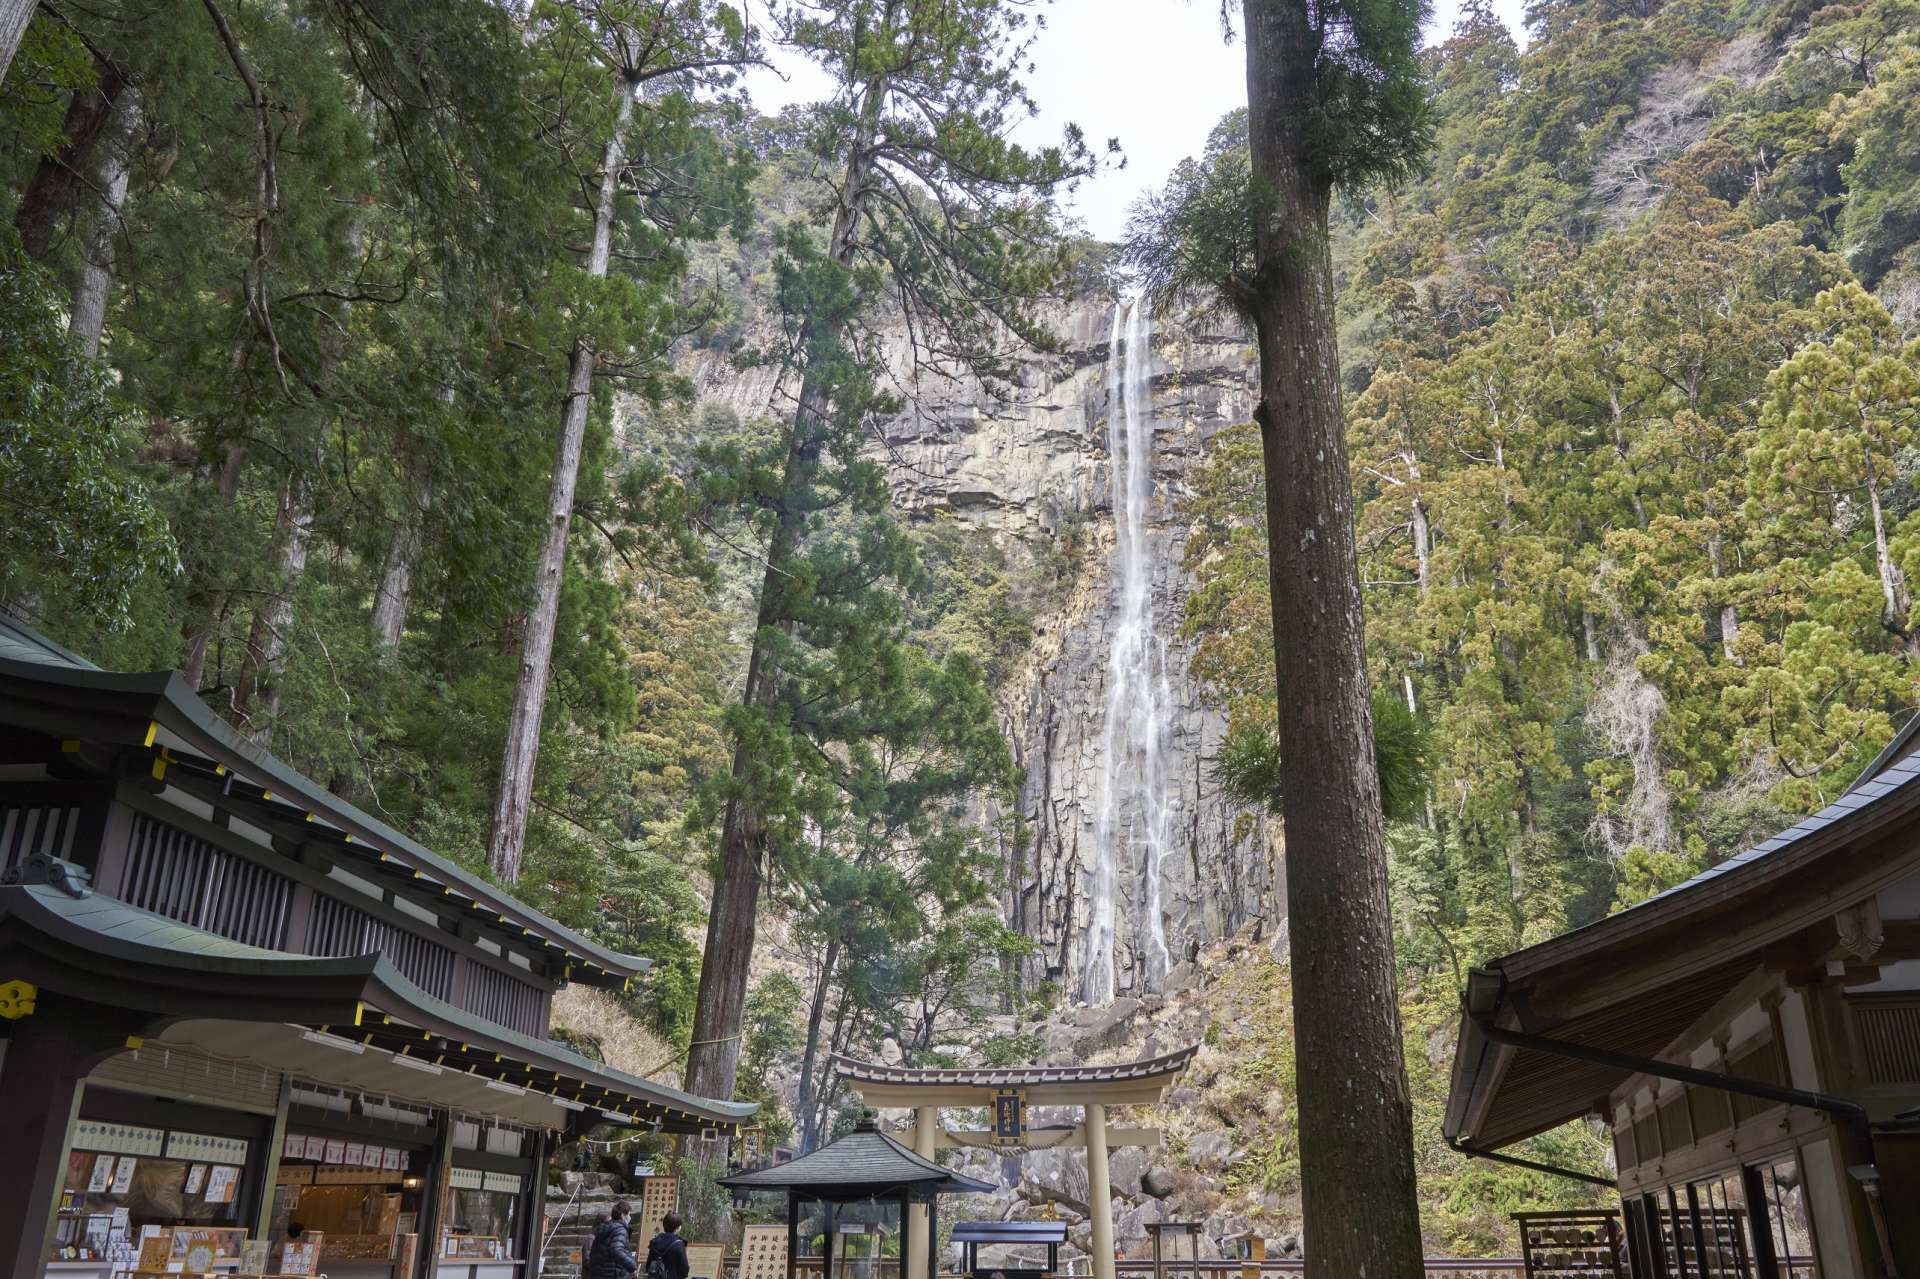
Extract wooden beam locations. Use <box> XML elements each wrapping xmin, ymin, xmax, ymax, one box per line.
<box><xmin>933</xmin><ymin>1125</ymin><xmax>1161</xmax><ymax>1150</ymax></box>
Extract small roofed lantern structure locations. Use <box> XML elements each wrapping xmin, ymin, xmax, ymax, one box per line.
<box><xmin>834</xmin><ymin>1046</ymin><xmax>1197</xmax><ymax>1279</ymax></box>
<box><xmin>1145</xmin><ymin>1222</ymin><xmax>1203</xmax><ymax>1279</ymax></box>
<box><xmin>718</xmin><ymin>1113</ymin><xmax>992</xmax><ymax>1279</ymax></box>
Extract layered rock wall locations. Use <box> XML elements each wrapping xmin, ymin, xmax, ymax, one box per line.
<box><xmin>678</xmin><ymin>296</ymin><xmax>1276</xmax><ymax>1004</ymax></box>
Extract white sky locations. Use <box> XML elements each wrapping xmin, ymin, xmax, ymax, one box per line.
<box><xmin>740</xmin><ymin>0</ymin><xmax>1529</xmax><ymax>242</ymax></box>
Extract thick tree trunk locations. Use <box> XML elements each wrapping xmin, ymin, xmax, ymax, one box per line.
<box><xmin>1241</xmin><ymin>4</ymin><xmax>1425</xmax><ymax>1277</ymax></box>
<box><xmin>485</xmin><ymin>74</ymin><xmax>635</xmax><ymax>884</ymax></box>
<box><xmin>233</xmin><ymin>467</ymin><xmax>314</xmax><ymax>738</ymax></box>
<box><xmin>0</xmin><ymin>0</ymin><xmax>33</xmax><ymax>90</ymax></box>
<box><xmin>70</xmin><ymin>86</ymin><xmax>141</xmax><ymax>356</ymax></box>
<box><xmin>682</xmin><ymin>77</ymin><xmax>883</xmax><ymax>1104</ymax></box>
<box><xmin>15</xmin><ymin>54</ymin><xmax>127</xmax><ymax>259</ymax></box>
<box><xmin>683</xmin><ymin>467</ymin><xmax>808</xmax><ymax>1102</ymax></box>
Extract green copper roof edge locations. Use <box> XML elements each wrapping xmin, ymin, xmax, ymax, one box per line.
<box><xmin>362</xmin><ymin>962</ymin><xmax>759</xmax><ymax>1125</ymax></box>
<box><xmin>2</xmin><ymin>883</ymin><xmax>754</xmax><ymax>1127</ymax></box>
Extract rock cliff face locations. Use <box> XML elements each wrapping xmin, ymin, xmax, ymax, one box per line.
<box><xmin>681</xmin><ymin>295</ymin><xmax>1278</xmax><ymax>1005</ymax></box>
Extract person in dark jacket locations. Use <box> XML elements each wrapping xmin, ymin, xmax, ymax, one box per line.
<box><xmin>586</xmin><ymin>1201</ymin><xmax>639</xmax><ymax>1279</ymax></box>
<box><xmin>647</xmin><ymin>1212</ymin><xmax>690</xmax><ymax>1279</ymax></box>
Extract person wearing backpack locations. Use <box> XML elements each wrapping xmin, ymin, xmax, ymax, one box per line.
<box><xmin>584</xmin><ymin>1201</ymin><xmax>639</xmax><ymax>1279</ymax></box>
<box><xmin>645</xmin><ymin>1212</ymin><xmax>690</xmax><ymax>1279</ymax></box>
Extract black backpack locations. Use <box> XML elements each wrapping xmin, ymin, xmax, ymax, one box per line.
<box><xmin>584</xmin><ymin>1221</ymin><xmax>623</xmax><ymax>1278</ymax></box>
<box><xmin>646</xmin><ymin>1233</ymin><xmax>679</xmax><ymax>1279</ymax></box>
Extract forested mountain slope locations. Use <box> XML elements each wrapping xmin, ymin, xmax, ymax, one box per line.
<box><xmin>1186</xmin><ymin>0</ymin><xmax>1920</xmax><ymax>974</ymax></box>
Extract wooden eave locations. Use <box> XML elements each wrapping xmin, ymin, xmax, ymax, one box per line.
<box><xmin>1447</xmin><ymin>759</ymin><xmax>1920</xmax><ymax>1152</ymax></box>
<box><xmin>0</xmin><ymin>881</ymin><xmax>753</xmax><ymax>1134</ymax></box>
<box><xmin>0</xmin><ymin>655</ymin><xmax>637</xmax><ymax>986</ymax></box>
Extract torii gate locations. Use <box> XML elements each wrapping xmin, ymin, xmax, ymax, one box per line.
<box><xmin>833</xmin><ymin>1046</ymin><xmax>1198</xmax><ymax>1279</ymax></box>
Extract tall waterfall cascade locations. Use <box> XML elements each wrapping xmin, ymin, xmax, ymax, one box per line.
<box><xmin>1083</xmin><ymin>295</ymin><xmax>1174</xmax><ymax>1006</ymax></box>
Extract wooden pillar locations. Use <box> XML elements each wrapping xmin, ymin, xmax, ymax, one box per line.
<box><xmin>925</xmin><ymin>1194</ymin><xmax>938</xmax><ymax>1279</ymax></box>
<box><xmin>522</xmin><ymin>1129</ymin><xmax>551</xmax><ymax>1277</ymax></box>
<box><xmin>1085</xmin><ymin>1104</ymin><xmax>1115</xmax><ymax>1279</ymax></box>
<box><xmin>786</xmin><ymin>1195</ymin><xmax>802</xmax><ymax>1279</ymax></box>
<box><xmin>415</xmin><ymin>1110</ymin><xmax>456</xmax><ymax>1279</ymax></box>
<box><xmin>255</xmin><ymin>1072</ymin><xmax>292</xmax><ymax>1241</ymax></box>
<box><xmin>0</xmin><ymin>994</ymin><xmax>148</xmax><ymax>1279</ymax></box>
<box><xmin>908</xmin><ymin>1106</ymin><xmax>937</xmax><ymax>1279</ymax></box>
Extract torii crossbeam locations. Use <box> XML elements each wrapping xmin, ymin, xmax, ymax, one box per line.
<box><xmin>833</xmin><ymin>1047</ymin><xmax>1198</xmax><ymax>1279</ymax></box>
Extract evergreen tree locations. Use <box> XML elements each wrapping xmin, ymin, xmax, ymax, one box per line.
<box><xmin>681</xmin><ymin>0</ymin><xmax>1098</xmax><ymax>1104</ymax></box>
<box><xmin>486</xmin><ymin>0</ymin><xmax>758</xmax><ymax>882</ymax></box>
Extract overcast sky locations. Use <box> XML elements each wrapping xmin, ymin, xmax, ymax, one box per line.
<box><xmin>740</xmin><ymin>0</ymin><xmax>1529</xmax><ymax>242</ymax></box>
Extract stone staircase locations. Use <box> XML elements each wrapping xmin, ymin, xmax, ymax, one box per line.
<box><xmin>542</xmin><ymin>1172</ymin><xmax>626</xmax><ymax>1276</ymax></box>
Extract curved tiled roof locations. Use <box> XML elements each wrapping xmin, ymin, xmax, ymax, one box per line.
<box><xmin>717</xmin><ymin>1120</ymin><xmax>993</xmax><ymax>1199</ymax></box>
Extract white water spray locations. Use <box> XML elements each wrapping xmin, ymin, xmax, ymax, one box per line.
<box><xmin>1084</xmin><ymin>295</ymin><xmax>1173</xmax><ymax>1006</ymax></box>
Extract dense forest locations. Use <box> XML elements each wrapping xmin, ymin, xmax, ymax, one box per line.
<box><xmin>1184</xmin><ymin>0</ymin><xmax>1920</xmax><ymax>961</ymax></box>
<box><xmin>7</xmin><ymin>0</ymin><xmax>1920</xmax><ymax>1254</ymax></box>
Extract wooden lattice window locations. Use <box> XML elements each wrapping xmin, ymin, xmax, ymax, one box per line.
<box><xmin>459</xmin><ymin>961</ymin><xmax>549</xmax><ymax>1038</ymax></box>
<box><xmin>1850</xmin><ymin>997</ymin><xmax>1920</xmax><ymax>1085</ymax></box>
<box><xmin>1688</xmin><ymin>1080</ymin><xmax>1734</xmax><ymax>1139</ymax></box>
<box><xmin>1657</xmin><ymin>1095</ymin><xmax>1694</xmax><ymax>1154</ymax></box>
<box><xmin>117</xmin><ymin>814</ymin><xmax>292</xmax><ymax>949</ymax></box>
<box><xmin>306</xmin><ymin>893</ymin><xmax>457</xmax><ymax>1002</ymax></box>
<box><xmin>1633</xmin><ymin>1113</ymin><xmax>1661</xmax><ymax>1166</ymax></box>
<box><xmin>1</xmin><ymin>801</ymin><xmax>82</xmax><ymax>874</ymax></box>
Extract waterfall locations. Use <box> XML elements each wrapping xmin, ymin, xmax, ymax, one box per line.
<box><xmin>1084</xmin><ymin>295</ymin><xmax>1173</xmax><ymax>1006</ymax></box>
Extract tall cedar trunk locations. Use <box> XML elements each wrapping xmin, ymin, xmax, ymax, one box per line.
<box><xmin>15</xmin><ymin>53</ymin><xmax>126</xmax><ymax>259</ymax></box>
<box><xmin>682</xmin><ymin>77</ymin><xmax>884</xmax><ymax>1104</ymax></box>
<box><xmin>374</xmin><ymin>390</ymin><xmax>448</xmax><ymax>653</ymax></box>
<box><xmin>373</xmin><ymin>472</ymin><xmax>435</xmax><ymax>653</ymax></box>
<box><xmin>233</xmin><ymin>466</ymin><xmax>314</xmax><ymax>737</ymax></box>
<box><xmin>1241</xmin><ymin>4</ymin><xmax>1425</xmax><ymax>1276</ymax></box>
<box><xmin>70</xmin><ymin>86</ymin><xmax>141</xmax><ymax>356</ymax></box>
<box><xmin>484</xmin><ymin>73</ymin><xmax>636</xmax><ymax>884</ymax></box>
<box><xmin>0</xmin><ymin>0</ymin><xmax>33</xmax><ymax>90</ymax></box>
<box><xmin>371</xmin><ymin>498</ymin><xmax>424</xmax><ymax>651</ymax></box>
<box><xmin>795</xmin><ymin>936</ymin><xmax>839</xmax><ymax>1153</ymax></box>
<box><xmin>179</xmin><ymin>438</ymin><xmax>248</xmax><ymax>689</ymax></box>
